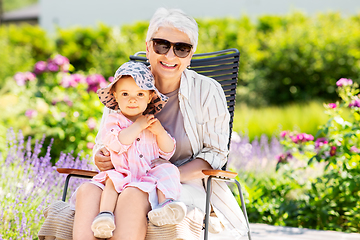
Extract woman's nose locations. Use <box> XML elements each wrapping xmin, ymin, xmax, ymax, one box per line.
<box><xmin>165</xmin><ymin>46</ymin><xmax>176</xmax><ymax>58</ymax></box>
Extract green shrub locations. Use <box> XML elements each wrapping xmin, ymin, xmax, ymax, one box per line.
<box><xmin>0</xmin><ymin>24</ymin><xmax>54</xmax><ymax>88</ymax></box>
<box><xmin>0</xmin><ymin>54</ymin><xmax>106</xmax><ymax>161</ymax></box>
<box><xmin>244</xmin><ymin>12</ymin><xmax>360</xmax><ymax>106</ymax></box>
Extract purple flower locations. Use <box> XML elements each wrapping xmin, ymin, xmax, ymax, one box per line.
<box><xmin>34</xmin><ymin>61</ymin><xmax>47</xmax><ymax>75</ymax></box>
<box><xmin>315</xmin><ymin>137</ymin><xmax>328</xmax><ymax>149</ymax></box>
<box><xmin>348</xmin><ymin>98</ymin><xmax>360</xmax><ymax>108</ymax></box>
<box><xmin>25</xmin><ymin>109</ymin><xmax>37</xmax><ymax>119</ymax></box>
<box><xmin>328</xmin><ymin>103</ymin><xmax>337</xmax><ymax>109</ymax></box>
<box><xmin>47</xmin><ymin>61</ymin><xmax>59</xmax><ymax>72</ymax></box>
<box><xmin>86</xmin><ymin>74</ymin><xmax>107</xmax><ymax>93</ymax></box>
<box><xmin>336</xmin><ymin>78</ymin><xmax>353</xmax><ymax>87</ymax></box>
<box><xmin>52</xmin><ymin>54</ymin><xmax>70</xmax><ymax>72</ymax></box>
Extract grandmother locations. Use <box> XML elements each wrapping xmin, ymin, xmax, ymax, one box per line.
<box><xmin>72</xmin><ymin>7</ymin><xmax>248</xmax><ymax>240</ymax></box>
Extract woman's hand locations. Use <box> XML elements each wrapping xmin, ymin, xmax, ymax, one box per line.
<box><xmin>94</xmin><ymin>147</ymin><xmax>114</xmax><ymax>171</ymax></box>
<box><xmin>150</xmin><ymin>158</ymin><xmax>170</xmax><ymax>168</ymax></box>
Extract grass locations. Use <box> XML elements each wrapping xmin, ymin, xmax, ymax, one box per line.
<box><xmin>233</xmin><ymin>100</ymin><xmax>330</xmax><ymax>141</ymax></box>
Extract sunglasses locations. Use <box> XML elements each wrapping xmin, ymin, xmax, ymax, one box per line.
<box><xmin>151</xmin><ymin>38</ymin><xmax>193</xmax><ymax>58</ymax></box>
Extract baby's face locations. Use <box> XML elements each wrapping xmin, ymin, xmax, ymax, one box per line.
<box><xmin>113</xmin><ymin>76</ymin><xmax>152</xmax><ymax>121</ymax></box>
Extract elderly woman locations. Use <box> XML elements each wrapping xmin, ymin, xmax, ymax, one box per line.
<box><xmin>72</xmin><ymin>8</ymin><xmax>248</xmax><ymax>240</ymax></box>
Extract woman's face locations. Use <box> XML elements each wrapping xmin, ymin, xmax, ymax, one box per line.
<box><xmin>146</xmin><ymin>26</ymin><xmax>193</xmax><ymax>85</ymax></box>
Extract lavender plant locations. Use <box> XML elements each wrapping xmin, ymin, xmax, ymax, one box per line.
<box><xmin>0</xmin><ymin>129</ymin><xmax>94</xmax><ymax>239</ymax></box>
<box><xmin>228</xmin><ymin>132</ymin><xmax>283</xmax><ymax>172</ymax></box>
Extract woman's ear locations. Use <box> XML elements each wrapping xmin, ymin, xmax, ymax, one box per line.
<box><xmin>146</xmin><ymin>41</ymin><xmax>150</xmax><ymax>59</ymax></box>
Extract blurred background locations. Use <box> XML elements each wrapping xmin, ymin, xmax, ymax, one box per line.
<box><xmin>2</xmin><ymin>1</ymin><xmax>360</xmax><ymax>239</ymax></box>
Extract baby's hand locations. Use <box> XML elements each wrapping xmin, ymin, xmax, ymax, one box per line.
<box><xmin>135</xmin><ymin>114</ymin><xmax>157</xmax><ymax>130</ymax></box>
<box><xmin>151</xmin><ymin>158</ymin><xmax>170</xmax><ymax>168</ymax></box>
<box><xmin>146</xmin><ymin>118</ymin><xmax>165</xmax><ymax>136</ymax></box>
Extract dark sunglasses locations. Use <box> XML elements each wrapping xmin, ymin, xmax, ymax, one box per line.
<box><xmin>151</xmin><ymin>38</ymin><xmax>193</xmax><ymax>58</ymax></box>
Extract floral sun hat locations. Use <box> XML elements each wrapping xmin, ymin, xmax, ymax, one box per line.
<box><xmin>97</xmin><ymin>61</ymin><xmax>168</xmax><ymax>114</ymax></box>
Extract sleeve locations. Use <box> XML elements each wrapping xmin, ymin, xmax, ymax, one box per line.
<box><xmin>101</xmin><ymin>112</ymin><xmax>131</xmax><ymax>154</ymax></box>
<box><xmin>92</xmin><ymin>106</ymin><xmax>110</xmax><ymax>164</ymax></box>
<box><xmin>194</xmin><ymin>80</ymin><xmax>230</xmax><ymax>170</ymax></box>
<box><xmin>158</xmin><ymin>133</ymin><xmax>176</xmax><ymax>160</ymax></box>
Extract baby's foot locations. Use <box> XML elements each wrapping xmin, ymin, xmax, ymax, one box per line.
<box><xmin>91</xmin><ymin>211</ymin><xmax>116</xmax><ymax>238</ymax></box>
<box><xmin>148</xmin><ymin>199</ymin><xmax>187</xmax><ymax>226</ymax></box>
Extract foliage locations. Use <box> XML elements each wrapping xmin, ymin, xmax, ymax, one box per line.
<box><xmin>3</xmin><ymin>0</ymin><xmax>38</xmax><ymax>12</ymax></box>
<box><xmin>0</xmin><ymin>129</ymin><xmax>93</xmax><ymax>239</ymax></box>
<box><xmin>0</xmin><ymin>24</ymin><xmax>55</xmax><ymax>88</ymax></box>
<box><xmin>0</xmin><ymin>54</ymin><xmax>107</xmax><ymax>162</ymax></box>
<box><xmin>2</xmin><ymin>12</ymin><xmax>360</xmax><ymax>106</ymax></box>
<box><xmin>239</xmin><ymin>78</ymin><xmax>360</xmax><ymax>232</ymax></box>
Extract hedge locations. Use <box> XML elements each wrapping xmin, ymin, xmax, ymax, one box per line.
<box><xmin>1</xmin><ymin>12</ymin><xmax>360</xmax><ymax>106</ymax></box>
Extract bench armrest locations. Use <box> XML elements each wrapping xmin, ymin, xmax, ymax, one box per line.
<box><xmin>56</xmin><ymin>168</ymin><xmax>99</xmax><ymax>177</ymax></box>
<box><xmin>202</xmin><ymin>169</ymin><xmax>237</xmax><ymax>179</ymax></box>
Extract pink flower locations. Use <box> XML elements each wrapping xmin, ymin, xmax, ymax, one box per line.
<box><xmin>25</xmin><ymin>109</ymin><xmax>37</xmax><ymax>119</ymax></box>
<box><xmin>25</xmin><ymin>72</ymin><xmax>36</xmax><ymax>81</ymax></box>
<box><xmin>328</xmin><ymin>103</ymin><xmax>337</xmax><ymax>109</ymax></box>
<box><xmin>60</xmin><ymin>75</ymin><xmax>76</xmax><ymax>88</ymax></box>
<box><xmin>350</xmin><ymin>146</ymin><xmax>359</xmax><ymax>153</ymax></box>
<box><xmin>336</xmin><ymin>78</ymin><xmax>353</xmax><ymax>87</ymax></box>
<box><xmin>14</xmin><ymin>72</ymin><xmax>27</xmax><ymax>86</ymax></box>
<box><xmin>52</xmin><ymin>54</ymin><xmax>70</xmax><ymax>72</ymax></box>
<box><xmin>86</xmin><ymin>74</ymin><xmax>107</xmax><ymax>93</ymax></box>
<box><xmin>34</xmin><ymin>61</ymin><xmax>47</xmax><ymax>75</ymax></box>
<box><xmin>291</xmin><ymin>133</ymin><xmax>314</xmax><ymax>143</ymax></box>
<box><xmin>14</xmin><ymin>72</ymin><xmax>36</xmax><ymax>86</ymax></box>
<box><xmin>108</xmin><ymin>76</ymin><xmax>114</xmax><ymax>83</ymax></box>
<box><xmin>72</xmin><ymin>74</ymin><xmax>86</xmax><ymax>84</ymax></box>
<box><xmin>47</xmin><ymin>61</ymin><xmax>59</xmax><ymax>72</ymax></box>
<box><xmin>280</xmin><ymin>131</ymin><xmax>288</xmax><ymax>138</ymax></box>
<box><xmin>315</xmin><ymin>137</ymin><xmax>328</xmax><ymax>149</ymax></box>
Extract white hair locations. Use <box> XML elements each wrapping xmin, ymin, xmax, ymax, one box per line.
<box><xmin>146</xmin><ymin>8</ymin><xmax>199</xmax><ymax>52</ymax></box>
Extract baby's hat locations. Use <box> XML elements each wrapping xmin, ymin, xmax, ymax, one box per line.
<box><xmin>97</xmin><ymin>61</ymin><xmax>168</xmax><ymax>114</ymax></box>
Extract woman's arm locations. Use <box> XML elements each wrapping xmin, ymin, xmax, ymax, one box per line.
<box><xmin>178</xmin><ymin>158</ymin><xmax>212</xmax><ymax>182</ymax></box>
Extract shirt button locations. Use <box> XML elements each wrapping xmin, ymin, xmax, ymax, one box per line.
<box><xmin>139</xmin><ymin>154</ymin><xmax>143</xmax><ymax>158</ymax></box>
<box><xmin>136</xmin><ymin>138</ymin><xmax>140</xmax><ymax>141</ymax></box>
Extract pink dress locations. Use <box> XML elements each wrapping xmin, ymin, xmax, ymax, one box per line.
<box><xmin>92</xmin><ymin>112</ymin><xmax>181</xmax><ymax>200</ymax></box>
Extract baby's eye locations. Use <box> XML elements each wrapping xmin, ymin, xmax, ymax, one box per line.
<box><xmin>138</xmin><ymin>93</ymin><xmax>144</xmax><ymax>97</ymax></box>
<box><xmin>122</xmin><ymin>92</ymin><xmax>128</xmax><ymax>96</ymax></box>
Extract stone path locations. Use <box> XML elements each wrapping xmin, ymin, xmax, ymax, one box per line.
<box><xmin>206</xmin><ymin>223</ymin><xmax>360</xmax><ymax>240</ymax></box>
<box><xmin>248</xmin><ymin>223</ymin><xmax>360</xmax><ymax>240</ymax></box>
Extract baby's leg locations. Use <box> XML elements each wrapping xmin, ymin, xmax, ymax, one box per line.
<box><xmin>148</xmin><ymin>164</ymin><xmax>187</xmax><ymax>226</ymax></box>
<box><xmin>157</xmin><ymin>188</ymin><xmax>167</xmax><ymax>204</ymax></box>
<box><xmin>100</xmin><ymin>178</ymin><xmax>118</xmax><ymax>212</ymax></box>
<box><xmin>91</xmin><ymin>178</ymin><xmax>117</xmax><ymax>238</ymax></box>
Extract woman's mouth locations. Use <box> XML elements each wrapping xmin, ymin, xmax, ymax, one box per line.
<box><xmin>161</xmin><ymin>61</ymin><xmax>177</xmax><ymax>68</ymax></box>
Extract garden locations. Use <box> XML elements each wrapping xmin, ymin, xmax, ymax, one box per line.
<box><xmin>1</xmin><ymin>11</ymin><xmax>360</xmax><ymax>239</ymax></box>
